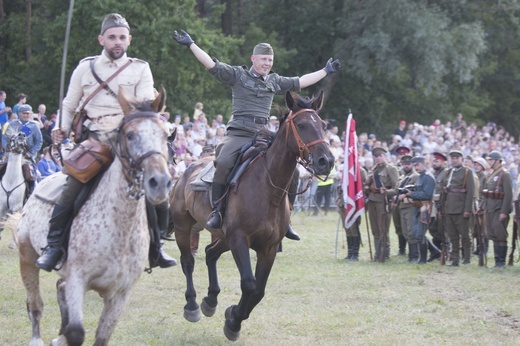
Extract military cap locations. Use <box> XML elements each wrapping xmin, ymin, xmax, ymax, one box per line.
<box><xmin>432</xmin><ymin>152</ymin><xmax>447</xmax><ymax>161</ymax></box>
<box><xmin>100</xmin><ymin>13</ymin><xmax>130</xmax><ymax>35</ymax></box>
<box><xmin>487</xmin><ymin>150</ymin><xmax>503</xmax><ymax>160</ymax></box>
<box><xmin>396</xmin><ymin>146</ymin><xmax>411</xmax><ymax>155</ymax></box>
<box><xmin>19</xmin><ymin>104</ymin><xmax>32</xmax><ymax>113</ymax></box>
<box><xmin>253</xmin><ymin>43</ymin><xmax>274</xmax><ymax>55</ymax></box>
<box><xmin>448</xmin><ymin>150</ymin><xmax>463</xmax><ymax>157</ymax></box>
<box><xmin>411</xmin><ymin>156</ymin><xmax>425</xmax><ymax>164</ymax></box>
<box><xmin>372</xmin><ymin>147</ymin><xmax>387</xmax><ymax>156</ymax></box>
<box><xmin>400</xmin><ymin>155</ymin><xmax>413</xmax><ymax>164</ymax></box>
<box><xmin>473</xmin><ymin>157</ymin><xmax>489</xmax><ymax>169</ymax></box>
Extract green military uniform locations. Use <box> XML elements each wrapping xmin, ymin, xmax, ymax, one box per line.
<box><xmin>442</xmin><ymin>150</ymin><xmax>475</xmax><ymax>266</ymax></box>
<box><xmin>337</xmin><ymin>167</ymin><xmax>367</xmax><ymax>261</ymax></box>
<box><xmin>365</xmin><ymin>147</ymin><xmax>399</xmax><ymax>261</ymax></box>
<box><xmin>392</xmin><ymin>146</ymin><xmax>412</xmax><ymax>255</ymax></box>
<box><xmin>482</xmin><ymin>151</ymin><xmax>513</xmax><ymax>267</ymax></box>
<box><xmin>428</xmin><ymin>152</ymin><xmax>448</xmax><ymax>261</ymax></box>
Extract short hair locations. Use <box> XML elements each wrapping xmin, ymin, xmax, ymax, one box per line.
<box><xmin>17</xmin><ymin>93</ymin><xmax>27</xmax><ymax>100</ymax></box>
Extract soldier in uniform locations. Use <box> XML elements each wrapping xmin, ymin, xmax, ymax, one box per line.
<box><xmin>365</xmin><ymin>147</ymin><xmax>399</xmax><ymax>261</ymax></box>
<box><xmin>36</xmin><ymin>13</ymin><xmax>177</xmax><ymax>271</ymax></box>
<box><xmin>392</xmin><ymin>146</ymin><xmax>412</xmax><ymax>255</ymax></box>
<box><xmin>482</xmin><ymin>151</ymin><xmax>512</xmax><ymax>268</ymax></box>
<box><xmin>393</xmin><ymin>154</ymin><xmax>419</xmax><ymax>262</ymax></box>
<box><xmin>441</xmin><ymin>150</ymin><xmax>475</xmax><ymax>266</ymax></box>
<box><xmin>337</xmin><ymin>166</ymin><xmax>367</xmax><ymax>261</ymax></box>
<box><xmin>173</xmin><ymin>29</ymin><xmax>340</xmax><ymax>236</ymax></box>
<box><xmin>473</xmin><ymin>157</ymin><xmax>489</xmax><ymax>256</ymax></box>
<box><xmin>428</xmin><ymin>152</ymin><xmax>448</xmax><ymax>262</ymax></box>
<box><xmin>402</xmin><ymin>156</ymin><xmax>436</xmax><ymax>264</ymax></box>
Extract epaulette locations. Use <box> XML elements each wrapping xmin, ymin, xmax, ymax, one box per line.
<box><xmin>79</xmin><ymin>56</ymin><xmax>97</xmax><ymax>64</ymax></box>
<box><xmin>128</xmin><ymin>57</ymin><xmax>148</xmax><ymax>64</ymax></box>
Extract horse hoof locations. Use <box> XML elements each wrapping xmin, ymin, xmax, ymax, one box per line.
<box><xmin>224</xmin><ymin>320</ymin><xmax>240</xmax><ymax>341</ymax></box>
<box><xmin>225</xmin><ymin>305</ymin><xmax>236</xmax><ymax>319</ymax></box>
<box><xmin>49</xmin><ymin>335</ymin><xmax>66</xmax><ymax>346</ymax></box>
<box><xmin>201</xmin><ymin>299</ymin><xmax>216</xmax><ymax>317</ymax></box>
<box><xmin>29</xmin><ymin>337</ymin><xmax>45</xmax><ymax>346</ymax></box>
<box><xmin>184</xmin><ymin>308</ymin><xmax>201</xmax><ymax>322</ymax></box>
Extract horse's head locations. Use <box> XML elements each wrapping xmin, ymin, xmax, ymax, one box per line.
<box><xmin>280</xmin><ymin>91</ymin><xmax>335</xmax><ymax>176</ymax></box>
<box><xmin>7</xmin><ymin>132</ymin><xmax>29</xmax><ymax>155</ymax></box>
<box><xmin>115</xmin><ymin>87</ymin><xmax>172</xmax><ymax>204</ymax></box>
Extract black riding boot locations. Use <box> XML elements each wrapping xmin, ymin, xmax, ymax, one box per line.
<box><xmin>35</xmin><ymin>204</ymin><xmax>73</xmax><ymax>272</ymax></box>
<box><xmin>350</xmin><ymin>237</ymin><xmax>360</xmax><ymax>261</ymax></box>
<box><xmin>398</xmin><ymin>234</ymin><xmax>407</xmax><ymax>255</ymax></box>
<box><xmin>408</xmin><ymin>243</ymin><xmax>419</xmax><ymax>263</ymax></box>
<box><xmin>418</xmin><ymin>243</ymin><xmax>428</xmax><ymax>264</ymax></box>
<box><xmin>345</xmin><ymin>236</ymin><xmax>353</xmax><ymax>260</ymax></box>
<box><xmin>206</xmin><ymin>182</ymin><xmax>227</xmax><ymax>229</ymax></box>
<box><xmin>495</xmin><ymin>245</ymin><xmax>507</xmax><ymax>268</ymax></box>
<box><xmin>285</xmin><ymin>223</ymin><xmax>300</xmax><ymax>240</ymax></box>
<box><xmin>148</xmin><ymin>201</ymin><xmax>177</xmax><ymax>269</ymax></box>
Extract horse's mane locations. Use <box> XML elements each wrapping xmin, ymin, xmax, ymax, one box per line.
<box><xmin>277</xmin><ymin>93</ymin><xmax>316</xmax><ymax>127</ymax></box>
<box><xmin>131</xmin><ymin>100</ymin><xmax>155</xmax><ymax>112</ymax></box>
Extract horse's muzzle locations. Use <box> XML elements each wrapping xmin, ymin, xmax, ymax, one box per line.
<box><xmin>145</xmin><ymin>171</ymin><xmax>172</xmax><ymax>204</ymax></box>
<box><xmin>313</xmin><ymin>152</ymin><xmax>335</xmax><ymax>176</ymax></box>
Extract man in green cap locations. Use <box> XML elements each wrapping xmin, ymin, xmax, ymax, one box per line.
<box><xmin>394</xmin><ymin>154</ymin><xmax>419</xmax><ymax>261</ymax></box>
<box><xmin>482</xmin><ymin>150</ymin><xmax>512</xmax><ymax>268</ymax></box>
<box><xmin>365</xmin><ymin>147</ymin><xmax>399</xmax><ymax>261</ymax></box>
<box><xmin>441</xmin><ymin>150</ymin><xmax>475</xmax><ymax>266</ymax></box>
<box><xmin>173</xmin><ymin>29</ymin><xmax>341</xmax><ymax>236</ymax></box>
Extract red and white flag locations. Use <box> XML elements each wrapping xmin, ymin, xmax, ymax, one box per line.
<box><xmin>342</xmin><ymin>113</ymin><xmax>365</xmax><ymax>228</ymax></box>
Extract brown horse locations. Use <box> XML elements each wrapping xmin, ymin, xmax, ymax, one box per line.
<box><xmin>170</xmin><ymin>91</ymin><xmax>334</xmax><ymax>341</ymax></box>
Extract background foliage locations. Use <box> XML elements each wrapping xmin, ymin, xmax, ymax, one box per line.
<box><xmin>1</xmin><ymin>0</ymin><xmax>519</xmax><ymax>140</ymax></box>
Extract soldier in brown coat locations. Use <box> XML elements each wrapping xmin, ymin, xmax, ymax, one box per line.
<box><xmin>482</xmin><ymin>151</ymin><xmax>512</xmax><ymax>268</ymax></box>
<box><xmin>441</xmin><ymin>150</ymin><xmax>475</xmax><ymax>266</ymax></box>
<box><xmin>365</xmin><ymin>147</ymin><xmax>399</xmax><ymax>261</ymax></box>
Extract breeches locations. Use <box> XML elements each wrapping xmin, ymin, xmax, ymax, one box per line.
<box><xmin>412</xmin><ymin>208</ymin><xmax>429</xmax><ymax>244</ymax></box>
<box><xmin>486</xmin><ymin>211</ymin><xmax>509</xmax><ymax>244</ymax></box>
<box><xmin>368</xmin><ymin>201</ymin><xmax>390</xmax><ymax>241</ymax></box>
<box><xmin>445</xmin><ymin>214</ymin><xmax>471</xmax><ymax>257</ymax></box>
<box><xmin>57</xmin><ymin>174</ymin><xmax>84</xmax><ymax>207</ymax></box>
<box><xmin>338</xmin><ymin>205</ymin><xmax>361</xmax><ymax>237</ymax></box>
<box><xmin>214</xmin><ymin>128</ymin><xmax>254</xmax><ymax>184</ymax></box>
<box><xmin>399</xmin><ymin>206</ymin><xmax>415</xmax><ymax>242</ymax></box>
<box><xmin>393</xmin><ymin>208</ymin><xmax>402</xmax><ymax>235</ymax></box>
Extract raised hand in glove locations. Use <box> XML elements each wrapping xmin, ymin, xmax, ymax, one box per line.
<box><xmin>173</xmin><ymin>30</ymin><xmax>194</xmax><ymax>47</ymax></box>
<box><xmin>323</xmin><ymin>58</ymin><xmax>341</xmax><ymax>75</ymax></box>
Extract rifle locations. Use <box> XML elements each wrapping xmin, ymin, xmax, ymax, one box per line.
<box><xmin>379</xmin><ymin>190</ymin><xmax>389</xmax><ymax>263</ymax></box>
<box><xmin>475</xmin><ymin>211</ymin><xmax>486</xmax><ymax>267</ymax></box>
<box><xmin>364</xmin><ymin>207</ymin><xmax>373</xmax><ymax>261</ymax></box>
<box><xmin>438</xmin><ymin>192</ymin><xmax>447</xmax><ymax>266</ymax></box>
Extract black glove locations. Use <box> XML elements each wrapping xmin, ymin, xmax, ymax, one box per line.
<box><xmin>173</xmin><ymin>29</ymin><xmax>194</xmax><ymax>47</ymax></box>
<box><xmin>323</xmin><ymin>58</ymin><xmax>341</xmax><ymax>75</ymax></box>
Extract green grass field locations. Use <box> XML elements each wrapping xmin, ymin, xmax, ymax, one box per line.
<box><xmin>1</xmin><ymin>212</ymin><xmax>520</xmax><ymax>345</ymax></box>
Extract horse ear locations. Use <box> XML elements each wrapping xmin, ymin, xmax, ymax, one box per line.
<box><xmin>118</xmin><ymin>87</ymin><xmax>133</xmax><ymax>117</ymax></box>
<box><xmin>285</xmin><ymin>91</ymin><xmax>295</xmax><ymax>110</ymax></box>
<box><xmin>151</xmin><ymin>86</ymin><xmax>167</xmax><ymax>113</ymax></box>
<box><xmin>312</xmin><ymin>90</ymin><xmax>324</xmax><ymax>111</ymax></box>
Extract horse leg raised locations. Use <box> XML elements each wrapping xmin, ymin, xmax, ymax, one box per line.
<box><xmin>175</xmin><ymin>221</ymin><xmax>201</xmax><ymax>322</ymax></box>
<box><xmin>223</xmin><ymin>235</ymin><xmax>257</xmax><ymax>341</ymax></box>
<box><xmin>201</xmin><ymin>237</ymin><xmax>228</xmax><ymax>317</ymax></box>
<box><xmin>93</xmin><ymin>292</ymin><xmax>132</xmax><ymax>346</ymax></box>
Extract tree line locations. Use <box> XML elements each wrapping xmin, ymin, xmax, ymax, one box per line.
<box><xmin>1</xmin><ymin>0</ymin><xmax>519</xmax><ymax>139</ymax></box>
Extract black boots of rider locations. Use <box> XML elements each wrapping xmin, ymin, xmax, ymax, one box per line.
<box><xmin>398</xmin><ymin>234</ymin><xmax>407</xmax><ymax>256</ymax></box>
<box><xmin>345</xmin><ymin>236</ymin><xmax>360</xmax><ymax>261</ymax></box>
<box><xmin>494</xmin><ymin>244</ymin><xmax>508</xmax><ymax>268</ymax></box>
<box><xmin>206</xmin><ymin>182</ymin><xmax>227</xmax><ymax>229</ymax></box>
<box><xmin>149</xmin><ymin>202</ymin><xmax>177</xmax><ymax>269</ymax></box>
<box><xmin>36</xmin><ymin>204</ymin><xmax>72</xmax><ymax>272</ymax></box>
<box><xmin>418</xmin><ymin>243</ymin><xmax>428</xmax><ymax>264</ymax></box>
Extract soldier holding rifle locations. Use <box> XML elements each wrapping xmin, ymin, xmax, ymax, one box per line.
<box><xmin>428</xmin><ymin>152</ymin><xmax>448</xmax><ymax>262</ymax></box>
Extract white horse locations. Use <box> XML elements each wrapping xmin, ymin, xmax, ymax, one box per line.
<box><xmin>0</xmin><ymin>132</ymin><xmax>28</xmax><ymax>245</ymax></box>
<box><xmin>16</xmin><ymin>89</ymin><xmax>172</xmax><ymax>346</ymax></box>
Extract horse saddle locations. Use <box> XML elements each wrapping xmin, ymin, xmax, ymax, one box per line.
<box><xmin>34</xmin><ymin>173</ymin><xmax>67</xmax><ymax>204</ymax></box>
<box><xmin>189</xmin><ymin>135</ymin><xmax>271</xmax><ymax>192</ymax></box>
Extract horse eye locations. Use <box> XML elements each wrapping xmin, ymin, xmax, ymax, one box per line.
<box><xmin>126</xmin><ymin>132</ymin><xmax>135</xmax><ymax>141</ymax></box>
<box><xmin>297</xmin><ymin>123</ymin><xmax>305</xmax><ymax>130</ymax></box>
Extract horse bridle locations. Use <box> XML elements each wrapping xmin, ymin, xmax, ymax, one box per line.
<box><xmin>111</xmin><ymin>112</ymin><xmax>168</xmax><ymax>200</ymax></box>
<box><xmin>284</xmin><ymin>108</ymin><xmax>327</xmax><ymax>171</ymax></box>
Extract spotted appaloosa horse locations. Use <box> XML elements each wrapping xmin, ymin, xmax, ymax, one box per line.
<box><xmin>15</xmin><ymin>88</ymin><xmax>171</xmax><ymax>346</ymax></box>
<box><xmin>171</xmin><ymin>91</ymin><xmax>335</xmax><ymax>341</ymax></box>
<box><xmin>0</xmin><ymin>132</ymin><xmax>28</xmax><ymax>246</ymax></box>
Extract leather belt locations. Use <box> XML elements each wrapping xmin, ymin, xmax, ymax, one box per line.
<box><xmin>445</xmin><ymin>187</ymin><xmax>467</xmax><ymax>193</ymax></box>
<box><xmin>234</xmin><ymin>115</ymin><xmax>268</xmax><ymax>125</ymax></box>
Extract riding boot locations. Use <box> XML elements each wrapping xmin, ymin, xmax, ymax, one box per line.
<box><xmin>350</xmin><ymin>237</ymin><xmax>360</xmax><ymax>261</ymax></box>
<box><xmin>462</xmin><ymin>243</ymin><xmax>471</xmax><ymax>265</ymax></box>
<box><xmin>398</xmin><ymin>234</ymin><xmax>407</xmax><ymax>255</ymax></box>
<box><xmin>345</xmin><ymin>237</ymin><xmax>353</xmax><ymax>260</ymax></box>
<box><xmin>418</xmin><ymin>243</ymin><xmax>428</xmax><ymax>264</ymax></box>
<box><xmin>206</xmin><ymin>182</ymin><xmax>227</xmax><ymax>229</ymax></box>
<box><xmin>285</xmin><ymin>223</ymin><xmax>300</xmax><ymax>241</ymax></box>
<box><xmin>408</xmin><ymin>243</ymin><xmax>419</xmax><ymax>263</ymax></box>
<box><xmin>35</xmin><ymin>204</ymin><xmax>73</xmax><ymax>272</ymax></box>
<box><xmin>27</xmin><ymin>180</ymin><xmax>36</xmax><ymax>196</ymax></box>
<box><xmin>149</xmin><ymin>202</ymin><xmax>177</xmax><ymax>268</ymax></box>
<box><xmin>495</xmin><ymin>245</ymin><xmax>507</xmax><ymax>268</ymax></box>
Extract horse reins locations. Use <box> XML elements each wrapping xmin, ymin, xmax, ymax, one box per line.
<box><xmin>110</xmin><ymin>112</ymin><xmax>168</xmax><ymax>200</ymax></box>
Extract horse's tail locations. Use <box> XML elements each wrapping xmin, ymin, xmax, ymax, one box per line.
<box><xmin>4</xmin><ymin>212</ymin><xmax>21</xmax><ymax>246</ymax></box>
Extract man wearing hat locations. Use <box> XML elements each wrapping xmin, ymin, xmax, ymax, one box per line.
<box><xmin>473</xmin><ymin>156</ymin><xmax>489</xmax><ymax>256</ymax></box>
<box><xmin>482</xmin><ymin>150</ymin><xmax>512</xmax><ymax>268</ymax></box>
<box><xmin>365</xmin><ymin>147</ymin><xmax>399</xmax><ymax>261</ymax></box>
<box><xmin>393</xmin><ymin>154</ymin><xmax>418</xmax><ymax>260</ymax></box>
<box><xmin>392</xmin><ymin>145</ymin><xmax>412</xmax><ymax>255</ymax></box>
<box><xmin>428</xmin><ymin>152</ymin><xmax>448</xmax><ymax>262</ymax></box>
<box><xmin>402</xmin><ymin>156</ymin><xmax>436</xmax><ymax>263</ymax></box>
<box><xmin>441</xmin><ymin>150</ymin><xmax>476</xmax><ymax>266</ymax></box>
<box><xmin>173</xmin><ymin>29</ymin><xmax>341</xmax><ymax>235</ymax></box>
<box><xmin>2</xmin><ymin>103</ymin><xmax>43</xmax><ymax>196</ymax></box>
<box><xmin>37</xmin><ymin>13</ymin><xmax>177</xmax><ymax>272</ymax></box>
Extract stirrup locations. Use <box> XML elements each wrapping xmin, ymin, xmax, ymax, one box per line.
<box><xmin>206</xmin><ymin>211</ymin><xmax>223</xmax><ymax>229</ymax></box>
<box><xmin>35</xmin><ymin>246</ymin><xmax>65</xmax><ymax>272</ymax></box>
